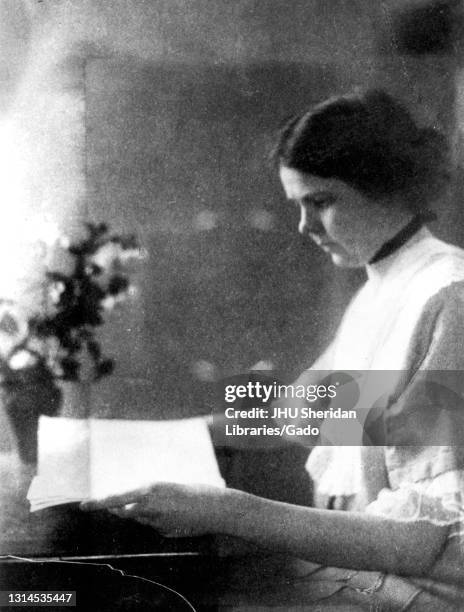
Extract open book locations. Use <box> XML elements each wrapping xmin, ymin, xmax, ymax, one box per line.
<box><xmin>27</xmin><ymin>416</ymin><xmax>225</xmax><ymax>512</ymax></box>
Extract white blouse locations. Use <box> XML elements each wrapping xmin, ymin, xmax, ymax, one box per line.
<box><xmin>305</xmin><ymin>228</ymin><xmax>464</xmax><ymax>536</ymax></box>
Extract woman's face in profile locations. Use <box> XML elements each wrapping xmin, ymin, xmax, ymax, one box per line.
<box><xmin>279</xmin><ymin>166</ymin><xmax>389</xmax><ymax>268</ymax></box>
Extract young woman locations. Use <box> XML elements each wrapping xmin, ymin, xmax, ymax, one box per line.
<box><xmin>82</xmin><ymin>90</ymin><xmax>464</xmax><ymax>610</ymax></box>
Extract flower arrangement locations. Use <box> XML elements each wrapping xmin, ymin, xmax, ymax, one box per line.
<box><xmin>0</xmin><ymin>222</ymin><xmax>142</xmax><ymax>395</ymax></box>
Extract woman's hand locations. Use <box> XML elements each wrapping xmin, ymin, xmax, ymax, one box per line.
<box><xmin>80</xmin><ymin>482</ymin><xmax>230</xmax><ymax>537</ymax></box>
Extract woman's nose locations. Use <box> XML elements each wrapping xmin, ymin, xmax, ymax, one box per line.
<box><xmin>298</xmin><ymin>204</ymin><xmax>322</xmax><ymax>235</ymax></box>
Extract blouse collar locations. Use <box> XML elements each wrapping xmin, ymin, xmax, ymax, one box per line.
<box><xmin>366</xmin><ymin>226</ymin><xmax>435</xmax><ymax>281</ymax></box>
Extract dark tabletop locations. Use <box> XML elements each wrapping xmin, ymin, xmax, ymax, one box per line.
<box><xmin>0</xmin><ymin>446</ymin><xmax>314</xmax><ymax>611</ymax></box>
<box><xmin>0</xmin><ymin>453</ymin><xmax>213</xmax><ymax>558</ymax></box>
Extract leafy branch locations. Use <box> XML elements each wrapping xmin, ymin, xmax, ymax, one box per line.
<box><xmin>0</xmin><ymin>222</ymin><xmax>143</xmax><ymax>384</ymax></box>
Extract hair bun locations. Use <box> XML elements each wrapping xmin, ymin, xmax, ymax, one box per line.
<box><xmin>274</xmin><ymin>89</ymin><xmax>451</xmax><ymax>209</ymax></box>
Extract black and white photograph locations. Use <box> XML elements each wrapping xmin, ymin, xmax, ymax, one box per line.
<box><xmin>0</xmin><ymin>1</ymin><xmax>464</xmax><ymax>610</ymax></box>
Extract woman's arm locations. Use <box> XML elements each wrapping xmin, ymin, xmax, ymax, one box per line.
<box><xmin>81</xmin><ymin>483</ymin><xmax>448</xmax><ymax>577</ymax></box>
<box><xmin>224</xmin><ymin>488</ymin><xmax>448</xmax><ymax>577</ymax></box>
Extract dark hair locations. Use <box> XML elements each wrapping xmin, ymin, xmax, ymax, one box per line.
<box><xmin>274</xmin><ymin>90</ymin><xmax>449</xmax><ymax>209</ymax></box>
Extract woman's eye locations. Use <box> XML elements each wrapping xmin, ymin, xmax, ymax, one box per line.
<box><xmin>311</xmin><ymin>196</ymin><xmax>335</xmax><ymax>210</ymax></box>
<box><xmin>299</xmin><ymin>194</ymin><xmax>335</xmax><ymax>210</ymax></box>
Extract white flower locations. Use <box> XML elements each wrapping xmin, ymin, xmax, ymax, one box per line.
<box><xmin>0</xmin><ymin>303</ymin><xmax>28</xmax><ymax>358</ymax></box>
<box><xmin>9</xmin><ymin>350</ymin><xmax>38</xmax><ymax>370</ymax></box>
<box><xmin>119</xmin><ymin>247</ymin><xmax>146</xmax><ymax>263</ymax></box>
<box><xmin>49</xmin><ymin>281</ymin><xmax>65</xmax><ymax>305</ymax></box>
<box><xmin>91</xmin><ymin>242</ymin><xmax>124</xmax><ymax>270</ymax></box>
<box><xmin>101</xmin><ymin>296</ymin><xmax>116</xmax><ymax>311</ymax></box>
<box><xmin>101</xmin><ymin>293</ymin><xmax>127</xmax><ymax>311</ymax></box>
<box><xmin>59</xmin><ymin>235</ymin><xmax>71</xmax><ymax>249</ymax></box>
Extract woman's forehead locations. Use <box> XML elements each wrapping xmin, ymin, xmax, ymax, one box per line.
<box><xmin>279</xmin><ymin>166</ymin><xmax>342</xmax><ymax>199</ymax></box>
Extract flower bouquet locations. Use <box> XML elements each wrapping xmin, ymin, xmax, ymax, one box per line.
<box><xmin>0</xmin><ymin>222</ymin><xmax>142</xmax><ymax>463</ymax></box>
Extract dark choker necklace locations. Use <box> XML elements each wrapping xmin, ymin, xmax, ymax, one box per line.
<box><xmin>368</xmin><ymin>212</ymin><xmax>436</xmax><ymax>265</ymax></box>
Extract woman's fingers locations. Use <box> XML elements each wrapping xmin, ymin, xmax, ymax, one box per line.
<box><xmin>106</xmin><ymin>503</ymin><xmax>179</xmax><ymax>534</ymax></box>
<box><xmin>80</xmin><ymin>488</ymin><xmax>148</xmax><ymax>511</ymax></box>
<box><xmin>108</xmin><ymin>503</ymin><xmax>139</xmax><ymax>518</ymax></box>
<box><xmin>78</xmin><ymin>482</ymin><xmax>226</xmax><ymax>537</ymax></box>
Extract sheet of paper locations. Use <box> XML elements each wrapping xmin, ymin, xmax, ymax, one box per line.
<box><xmin>27</xmin><ymin>417</ymin><xmax>91</xmax><ymax>510</ymax></box>
<box><xmin>28</xmin><ymin>416</ymin><xmax>225</xmax><ymax>512</ymax></box>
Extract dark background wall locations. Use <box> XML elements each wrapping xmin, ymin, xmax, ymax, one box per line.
<box><xmin>82</xmin><ymin>0</ymin><xmax>375</xmax><ymax>418</ymax></box>
<box><xmin>0</xmin><ymin>0</ymin><xmax>462</xmax><ymax>426</ymax></box>
<box><xmin>85</xmin><ymin>56</ymin><xmax>358</xmax><ymax>418</ymax></box>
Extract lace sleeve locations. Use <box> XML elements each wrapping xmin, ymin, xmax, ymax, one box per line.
<box><xmin>374</xmin><ymin>284</ymin><xmax>464</xmax><ymax>535</ymax></box>
<box><xmin>366</xmin><ymin>470</ymin><xmax>464</xmax><ymax>532</ymax></box>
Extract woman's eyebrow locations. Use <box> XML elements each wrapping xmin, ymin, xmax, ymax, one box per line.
<box><xmin>302</xmin><ymin>190</ymin><xmax>335</xmax><ymax>204</ymax></box>
<box><xmin>286</xmin><ymin>190</ymin><xmax>335</xmax><ymax>205</ymax></box>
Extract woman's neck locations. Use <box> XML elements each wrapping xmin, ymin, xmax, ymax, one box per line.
<box><xmin>368</xmin><ymin>212</ymin><xmax>435</xmax><ymax>265</ymax></box>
